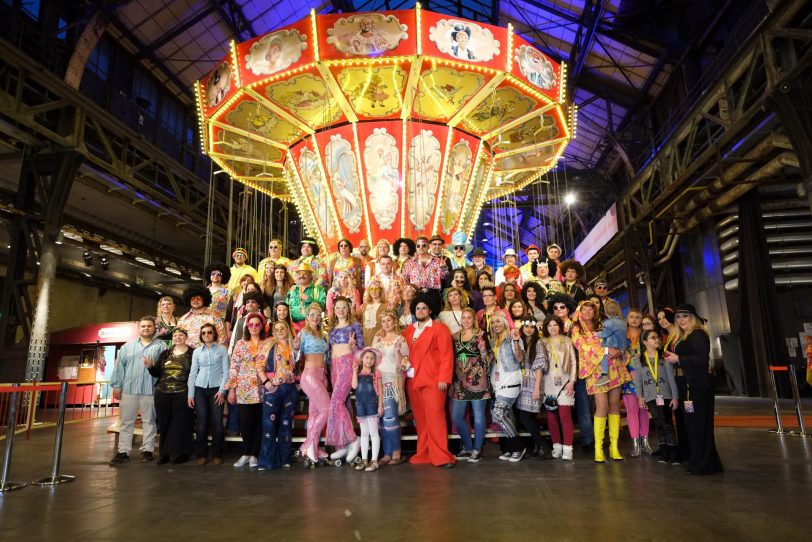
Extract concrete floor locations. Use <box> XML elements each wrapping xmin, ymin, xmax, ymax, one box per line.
<box><xmin>1</xmin><ymin>398</ymin><xmax>810</xmax><ymax>541</ymax></box>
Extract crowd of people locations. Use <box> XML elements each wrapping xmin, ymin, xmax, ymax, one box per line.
<box><xmin>108</xmin><ymin>233</ymin><xmax>723</xmax><ymax>475</ymax></box>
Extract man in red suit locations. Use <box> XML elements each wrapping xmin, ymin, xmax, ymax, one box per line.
<box><xmin>402</xmin><ymin>294</ymin><xmax>456</xmax><ymax>468</ymax></box>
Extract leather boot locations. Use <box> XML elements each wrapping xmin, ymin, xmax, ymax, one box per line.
<box><xmin>593</xmin><ymin>416</ymin><xmax>606</xmax><ymax>463</ymax></box>
<box><xmin>608</xmin><ymin>413</ymin><xmax>624</xmax><ymax>460</ymax></box>
<box><xmin>630</xmin><ymin>437</ymin><xmax>641</xmax><ymax>457</ymax></box>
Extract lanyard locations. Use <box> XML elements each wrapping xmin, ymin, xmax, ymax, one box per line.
<box><xmin>549</xmin><ymin>337</ymin><xmax>561</xmax><ymax>370</ymax></box>
<box><xmin>644</xmin><ymin>351</ymin><xmax>660</xmax><ymax>393</ymax></box>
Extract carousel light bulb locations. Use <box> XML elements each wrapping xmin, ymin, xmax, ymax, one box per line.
<box><xmin>564</xmin><ymin>193</ymin><xmax>576</xmax><ymax>206</ymax></box>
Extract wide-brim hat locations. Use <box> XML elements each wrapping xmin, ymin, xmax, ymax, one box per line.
<box><xmin>354</xmin><ymin>346</ymin><xmax>383</xmax><ymax>368</ymax></box>
<box><xmin>429</xmin><ymin>234</ymin><xmax>445</xmax><ymax>244</ymax></box>
<box><xmin>232</xmin><ymin>247</ymin><xmax>249</xmax><ymax>259</ymax></box>
<box><xmin>546</xmin><ymin>243</ymin><xmax>562</xmax><ymax>255</ymax></box>
<box><xmin>183</xmin><ymin>284</ymin><xmax>212</xmax><ymax>307</ymax></box>
<box><xmin>470</xmin><ymin>247</ymin><xmax>486</xmax><ymax>258</ymax></box>
<box><xmin>503</xmin><ymin>248</ymin><xmax>518</xmax><ymax>258</ymax></box>
<box><xmin>204</xmin><ymin>261</ymin><xmax>231</xmax><ymax>284</ymax></box>
<box><xmin>675</xmin><ymin>303</ymin><xmax>708</xmax><ymax>324</ymax></box>
<box><xmin>300</xmin><ymin>236</ymin><xmax>320</xmax><ymax>256</ymax></box>
<box><xmin>392</xmin><ymin>237</ymin><xmax>416</xmax><ymax>256</ymax></box>
<box><xmin>447</xmin><ymin>231</ymin><xmax>473</xmax><ymax>254</ymax></box>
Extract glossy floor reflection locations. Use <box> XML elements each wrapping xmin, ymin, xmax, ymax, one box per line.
<box><xmin>1</xmin><ymin>399</ymin><xmax>810</xmax><ymax>541</ymax></box>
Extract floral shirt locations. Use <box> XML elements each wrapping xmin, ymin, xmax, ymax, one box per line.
<box><xmin>294</xmin><ymin>255</ymin><xmax>328</xmax><ymax>289</ymax></box>
<box><xmin>209</xmin><ymin>286</ymin><xmax>229</xmax><ymax>321</ymax></box>
<box><xmin>400</xmin><ymin>256</ymin><xmax>448</xmax><ymax>291</ymax></box>
<box><xmin>286</xmin><ymin>283</ymin><xmax>327</xmax><ymax>322</ymax></box>
<box><xmin>572</xmin><ymin>326</ymin><xmax>631</xmax><ymax>395</ymax></box>
<box><xmin>228</xmin><ymin>338</ymin><xmax>273</xmax><ymax>404</ymax></box>
<box><xmin>371</xmin><ymin>272</ymin><xmax>405</xmax><ymax>308</ymax></box>
<box><xmin>328</xmin><ymin>253</ymin><xmax>362</xmax><ymax>288</ymax></box>
<box><xmin>178</xmin><ymin>308</ymin><xmax>227</xmax><ymax>349</ymax></box>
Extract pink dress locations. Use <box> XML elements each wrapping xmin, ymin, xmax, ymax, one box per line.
<box><xmin>326</xmin><ymin>322</ymin><xmax>364</xmax><ymax>447</ymax></box>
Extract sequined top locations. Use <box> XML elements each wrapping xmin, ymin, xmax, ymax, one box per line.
<box><xmin>451</xmin><ymin>331</ymin><xmax>491</xmax><ymax>401</ymax></box>
<box><xmin>148</xmin><ymin>349</ymin><xmax>193</xmax><ymax>394</ymax></box>
<box><xmin>328</xmin><ymin>322</ymin><xmax>364</xmax><ymax>348</ymax></box>
<box><xmin>299</xmin><ymin>331</ymin><xmax>328</xmax><ymax>355</ymax></box>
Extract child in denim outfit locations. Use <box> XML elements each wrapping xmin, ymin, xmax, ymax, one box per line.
<box><xmin>352</xmin><ymin>347</ymin><xmax>383</xmax><ymax>472</ymax></box>
<box><xmin>596</xmin><ymin>299</ymin><xmax>627</xmax><ymax>387</ymax></box>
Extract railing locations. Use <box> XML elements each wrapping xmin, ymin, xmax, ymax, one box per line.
<box><xmin>0</xmin><ymin>380</ymin><xmax>119</xmax><ymax>440</ymax></box>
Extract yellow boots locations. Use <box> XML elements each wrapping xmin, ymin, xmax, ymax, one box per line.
<box><xmin>593</xmin><ymin>416</ymin><xmax>606</xmax><ymax>463</ymax></box>
<box><xmin>609</xmin><ymin>413</ymin><xmax>624</xmax><ymax>461</ymax></box>
<box><xmin>594</xmin><ymin>414</ymin><xmax>624</xmax><ymax>462</ymax></box>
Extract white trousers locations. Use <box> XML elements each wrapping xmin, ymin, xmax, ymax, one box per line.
<box><xmin>118</xmin><ymin>394</ymin><xmax>156</xmax><ymax>454</ymax></box>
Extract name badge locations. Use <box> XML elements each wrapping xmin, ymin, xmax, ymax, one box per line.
<box><xmin>494</xmin><ymin>370</ymin><xmax>500</xmax><ymax>382</ymax></box>
<box><xmin>684</xmin><ymin>400</ymin><xmax>694</xmax><ymax>413</ymax></box>
<box><xmin>655</xmin><ymin>394</ymin><xmax>664</xmax><ymax>406</ymax></box>
<box><xmin>406</xmin><ymin>367</ymin><xmax>415</xmax><ymax>378</ymax></box>
<box><xmin>554</xmin><ymin>376</ymin><xmax>562</xmax><ymax>387</ymax></box>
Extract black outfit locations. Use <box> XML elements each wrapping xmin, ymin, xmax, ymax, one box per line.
<box><xmin>674</xmin><ymin>330</ymin><xmax>723</xmax><ymax>475</ymax></box>
<box><xmin>148</xmin><ymin>349</ymin><xmax>195</xmax><ymax>460</ymax></box>
<box><xmin>516</xmin><ymin>410</ymin><xmax>551</xmax><ymax>457</ymax></box>
<box><xmin>237</xmin><ymin>403</ymin><xmax>262</xmax><ymax>457</ymax></box>
<box><xmin>562</xmin><ymin>282</ymin><xmax>587</xmax><ymax>304</ymax></box>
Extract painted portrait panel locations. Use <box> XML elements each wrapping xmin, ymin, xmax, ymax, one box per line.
<box><xmin>440</xmin><ymin>140</ymin><xmax>473</xmax><ymax>234</ymax></box>
<box><xmin>428</xmin><ymin>19</ymin><xmax>501</xmax><ymax>62</ymax></box>
<box><xmin>244</xmin><ymin>29</ymin><xmax>308</xmax><ymax>76</ymax></box>
<box><xmin>324</xmin><ymin>135</ymin><xmax>363</xmax><ymax>234</ymax></box>
<box><xmin>299</xmin><ymin>147</ymin><xmax>335</xmax><ymax>237</ymax></box>
<box><xmin>364</xmin><ymin>128</ymin><xmax>399</xmax><ymax>230</ymax></box>
<box><xmin>407</xmin><ymin>130</ymin><xmax>441</xmax><ymax>231</ymax></box>
<box><xmin>326</xmin><ymin>13</ymin><xmax>408</xmax><ymax>56</ymax></box>
<box><xmin>205</xmin><ymin>62</ymin><xmax>231</xmax><ymax>108</ymax></box>
<box><xmin>266</xmin><ymin>73</ymin><xmax>343</xmax><ymax>126</ymax></box>
<box><xmin>339</xmin><ymin>66</ymin><xmax>407</xmax><ymax>117</ymax></box>
<box><xmin>515</xmin><ymin>45</ymin><xmax>557</xmax><ymax>90</ymax></box>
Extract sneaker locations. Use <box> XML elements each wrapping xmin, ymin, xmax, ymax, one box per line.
<box><xmin>498</xmin><ymin>452</ymin><xmax>512</xmax><ymax>461</ymax></box>
<box><xmin>508</xmin><ymin>449</ymin><xmax>526</xmax><ymax>463</ymax></box>
<box><xmin>562</xmin><ymin>445</ymin><xmax>573</xmax><ymax>461</ymax></box>
<box><xmin>552</xmin><ymin>444</ymin><xmax>563</xmax><ymax>459</ymax></box>
<box><xmin>248</xmin><ymin>456</ymin><xmax>259</xmax><ymax>468</ymax></box>
<box><xmin>468</xmin><ymin>450</ymin><xmax>482</xmax><ymax>463</ymax></box>
<box><xmin>595</xmin><ymin>373</ymin><xmax>611</xmax><ymax>387</ymax></box>
<box><xmin>109</xmin><ymin>452</ymin><xmax>130</xmax><ymax>465</ymax></box>
<box><xmin>455</xmin><ymin>449</ymin><xmax>472</xmax><ymax>459</ymax></box>
<box><xmin>233</xmin><ymin>455</ymin><xmax>250</xmax><ymax>467</ymax></box>
<box><xmin>140</xmin><ymin>451</ymin><xmax>154</xmax><ymax>463</ymax></box>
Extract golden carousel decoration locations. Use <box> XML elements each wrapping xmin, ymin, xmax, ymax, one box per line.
<box><xmin>197</xmin><ymin>5</ymin><xmax>576</xmax><ymax>253</ymax></box>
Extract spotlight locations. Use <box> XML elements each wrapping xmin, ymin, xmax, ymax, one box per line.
<box><xmin>83</xmin><ymin>251</ymin><xmax>93</xmax><ymax>266</ymax></box>
<box><xmin>564</xmin><ymin>193</ymin><xmax>576</xmax><ymax>206</ymax></box>
<box><xmin>99</xmin><ymin>256</ymin><xmax>109</xmax><ymax>270</ymax></box>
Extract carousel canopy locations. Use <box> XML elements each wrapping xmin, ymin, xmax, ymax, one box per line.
<box><xmin>196</xmin><ymin>6</ymin><xmax>574</xmax><ymax>251</ymax></box>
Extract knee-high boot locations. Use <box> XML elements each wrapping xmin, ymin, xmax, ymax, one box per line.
<box><xmin>593</xmin><ymin>416</ymin><xmax>606</xmax><ymax>463</ymax></box>
<box><xmin>608</xmin><ymin>413</ymin><xmax>624</xmax><ymax>461</ymax></box>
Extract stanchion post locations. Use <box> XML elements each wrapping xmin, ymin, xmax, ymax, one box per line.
<box><xmin>767</xmin><ymin>367</ymin><xmax>784</xmax><ymax>434</ymax></box>
<box><xmin>0</xmin><ymin>384</ymin><xmax>27</xmax><ymax>492</ymax></box>
<box><xmin>32</xmin><ymin>381</ymin><xmax>75</xmax><ymax>486</ymax></box>
<box><xmin>787</xmin><ymin>364</ymin><xmax>810</xmax><ymax>439</ymax></box>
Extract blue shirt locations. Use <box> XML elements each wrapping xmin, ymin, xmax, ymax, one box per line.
<box><xmin>188</xmin><ymin>342</ymin><xmax>230</xmax><ymax>398</ymax></box>
<box><xmin>110</xmin><ymin>338</ymin><xmax>167</xmax><ymax>395</ymax></box>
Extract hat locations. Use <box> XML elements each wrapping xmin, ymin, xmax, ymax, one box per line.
<box><xmin>392</xmin><ymin>237</ymin><xmax>416</xmax><ymax>256</ymax></box>
<box><xmin>594</xmin><ymin>276</ymin><xmax>609</xmax><ymax>287</ymax></box>
<box><xmin>354</xmin><ymin>347</ymin><xmax>383</xmax><ymax>368</ymax></box>
<box><xmin>546</xmin><ymin>243</ymin><xmax>562</xmax><ymax>255</ymax></box>
<box><xmin>429</xmin><ymin>235</ymin><xmax>445</xmax><ymax>244</ymax></box>
<box><xmin>471</xmin><ymin>247</ymin><xmax>486</xmax><ymax>258</ymax></box>
<box><xmin>503</xmin><ymin>248</ymin><xmax>518</xmax><ymax>258</ymax></box>
<box><xmin>675</xmin><ymin>303</ymin><xmax>707</xmax><ymax>324</ymax></box>
<box><xmin>447</xmin><ymin>231</ymin><xmax>473</xmax><ymax>254</ymax></box>
<box><xmin>524</xmin><ymin>244</ymin><xmax>541</xmax><ymax>254</ymax></box>
<box><xmin>232</xmin><ymin>247</ymin><xmax>249</xmax><ymax>259</ymax></box>
<box><xmin>204</xmin><ymin>261</ymin><xmax>231</xmax><ymax>285</ymax></box>
<box><xmin>183</xmin><ymin>284</ymin><xmax>212</xmax><ymax>307</ymax></box>
<box><xmin>559</xmin><ymin>259</ymin><xmax>585</xmax><ymax>281</ymax></box>
<box><xmin>300</xmin><ymin>236</ymin><xmax>320</xmax><ymax>256</ymax></box>
<box><xmin>576</xmin><ymin>299</ymin><xmax>600</xmax><ymax>316</ymax></box>
<box><xmin>244</xmin><ymin>311</ymin><xmax>267</xmax><ymax>327</ymax></box>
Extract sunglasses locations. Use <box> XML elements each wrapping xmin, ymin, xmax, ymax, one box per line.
<box><xmin>269</xmin><ymin>245</ymin><xmax>279</xmax><ymax>249</ymax></box>
<box><xmin>415</xmin><ymin>306</ymin><xmax>430</xmax><ymax>311</ymax></box>
<box><xmin>416</xmin><ymin>243</ymin><xmax>427</xmax><ymax>247</ymax></box>
<box><xmin>210</xmin><ymin>271</ymin><xmax>222</xmax><ymax>276</ymax></box>
<box><xmin>553</xmin><ymin>304</ymin><xmax>567</xmax><ymax>310</ymax></box>
<box><xmin>247</xmin><ymin>322</ymin><xmax>263</xmax><ymax>328</ymax></box>
<box><xmin>200</xmin><ymin>330</ymin><xmax>214</xmax><ymax>336</ymax></box>
<box><xmin>454</xmin><ymin>246</ymin><xmax>464</xmax><ymax>250</ymax></box>
<box><xmin>339</xmin><ymin>244</ymin><xmax>349</xmax><ymax>248</ymax></box>
<box><xmin>595</xmin><ymin>285</ymin><xmax>607</xmax><ymax>290</ymax></box>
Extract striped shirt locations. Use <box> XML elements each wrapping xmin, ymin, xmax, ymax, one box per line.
<box><xmin>110</xmin><ymin>338</ymin><xmax>167</xmax><ymax>395</ymax></box>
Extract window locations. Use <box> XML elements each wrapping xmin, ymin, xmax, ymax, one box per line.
<box><xmin>131</xmin><ymin>69</ymin><xmax>158</xmax><ymax>117</ymax></box>
<box><xmin>21</xmin><ymin>0</ymin><xmax>40</xmax><ymax>20</ymax></box>
<box><xmin>87</xmin><ymin>39</ymin><xmax>110</xmax><ymax>81</ymax></box>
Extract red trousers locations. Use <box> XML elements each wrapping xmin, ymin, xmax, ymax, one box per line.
<box><xmin>406</xmin><ymin>380</ymin><xmax>455</xmax><ymax>466</ymax></box>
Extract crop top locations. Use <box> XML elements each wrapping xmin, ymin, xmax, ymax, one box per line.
<box><xmin>299</xmin><ymin>331</ymin><xmax>328</xmax><ymax>355</ymax></box>
<box><xmin>328</xmin><ymin>322</ymin><xmax>364</xmax><ymax>348</ymax></box>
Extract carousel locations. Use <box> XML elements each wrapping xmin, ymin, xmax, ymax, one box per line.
<box><xmin>196</xmin><ymin>5</ymin><xmax>576</xmax><ymax>253</ymax></box>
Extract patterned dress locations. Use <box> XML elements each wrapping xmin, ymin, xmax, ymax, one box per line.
<box><xmin>326</xmin><ymin>322</ymin><xmax>364</xmax><ymax>447</ymax></box>
<box><xmin>450</xmin><ymin>332</ymin><xmax>491</xmax><ymax>401</ymax></box>
<box><xmin>517</xmin><ymin>341</ymin><xmax>548</xmax><ymax>413</ymax></box>
<box><xmin>572</xmin><ymin>326</ymin><xmax>631</xmax><ymax>395</ymax></box>
<box><xmin>623</xmin><ymin>333</ymin><xmax>641</xmax><ymax>396</ymax></box>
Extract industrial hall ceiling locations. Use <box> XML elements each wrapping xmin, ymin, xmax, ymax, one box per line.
<box><xmin>0</xmin><ymin>0</ymin><xmax>781</xmax><ymax>292</ymax></box>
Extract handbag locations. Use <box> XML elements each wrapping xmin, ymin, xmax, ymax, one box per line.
<box><xmin>543</xmin><ymin>379</ymin><xmax>570</xmax><ymax>411</ymax></box>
